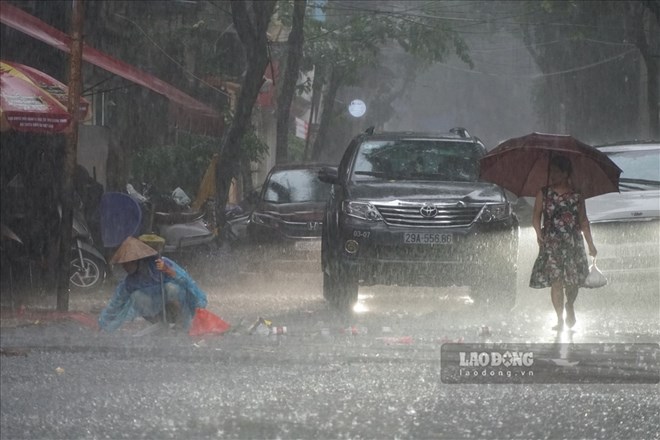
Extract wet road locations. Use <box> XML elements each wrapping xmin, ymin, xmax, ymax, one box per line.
<box><xmin>1</xmin><ymin>228</ymin><xmax>659</xmax><ymax>439</ymax></box>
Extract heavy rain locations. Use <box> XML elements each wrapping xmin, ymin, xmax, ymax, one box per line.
<box><xmin>1</xmin><ymin>1</ymin><xmax>659</xmax><ymax>439</ymax></box>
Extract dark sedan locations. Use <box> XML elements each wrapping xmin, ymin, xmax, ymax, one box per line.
<box><xmin>246</xmin><ymin>163</ymin><xmax>333</xmax><ymax>271</ymax></box>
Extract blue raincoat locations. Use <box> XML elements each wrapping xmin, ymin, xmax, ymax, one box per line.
<box><xmin>99</xmin><ymin>256</ymin><xmax>207</xmax><ymax>332</ymax></box>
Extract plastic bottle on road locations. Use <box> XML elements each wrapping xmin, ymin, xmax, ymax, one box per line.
<box><xmin>271</xmin><ymin>326</ymin><xmax>287</xmax><ymax>335</ymax></box>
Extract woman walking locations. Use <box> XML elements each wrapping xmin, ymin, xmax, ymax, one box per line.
<box><xmin>530</xmin><ymin>155</ymin><xmax>597</xmax><ymax>330</ymax></box>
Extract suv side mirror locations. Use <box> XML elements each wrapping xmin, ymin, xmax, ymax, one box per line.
<box><xmin>318</xmin><ymin>167</ymin><xmax>340</xmax><ymax>185</ymax></box>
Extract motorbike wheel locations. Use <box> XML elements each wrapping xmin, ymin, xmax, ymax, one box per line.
<box><xmin>70</xmin><ymin>251</ymin><xmax>106</xmax><ymax>291</ymax></box>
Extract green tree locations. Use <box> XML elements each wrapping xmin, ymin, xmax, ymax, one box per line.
<box><xmin>302</xmin><ymin>1</ymin><xmax>473</xmax><ymax>160</ymax></box>
<box><xmin>131</xmin><ymin>128</ymin><xmax>267</xmax><ymax>202</ymax></box>
<box><xmin>516</xmin><ymin>0</ymin><xmax>658</xmax><ymax>141</ymax></box>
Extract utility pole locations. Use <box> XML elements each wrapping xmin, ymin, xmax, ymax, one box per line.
<box><xmin>57</xmin><ymin>0</ymin><xmax>84</xmax><ymax>311</ymax></box>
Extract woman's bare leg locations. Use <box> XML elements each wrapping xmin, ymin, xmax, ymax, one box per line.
<box><xmin>565</xmin><ymin>285</ymin><xmax>578</xmax><ymax>328</ymax></box>
<box><xmin>551</xmin><ymin>281</ymin><xmax>565</xmax><ymax>330</ymax></box>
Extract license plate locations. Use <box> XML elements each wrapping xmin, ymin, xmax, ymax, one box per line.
<box><xmin>403</xmin><ymin>232</ymin><xmax>453</xmax><ymax>245</ymax></box>
<box><xmin>294</xmin><ymin>240</ymin><xmax>322</xmax><ymax>251</ymax></box>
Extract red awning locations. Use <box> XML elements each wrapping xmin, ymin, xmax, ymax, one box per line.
<box><xmin>0</xmin><ymin>2</ymin><xmax>220</xmax><ymax>122</ymax></box>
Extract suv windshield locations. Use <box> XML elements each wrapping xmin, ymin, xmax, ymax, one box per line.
<box><xmin>264</xmin><ymin>169</ymin><xmax>330</xmax><ymax>203</ymax></box>
<box><xmin>605</xmin><ymin>148</ymin><xmax>660</xmax><ymax>191</ymax></box>
<box><xmin>352</xmin><ymin>139</ymin><xmax>483</xmax><ymax>182</ymax></box>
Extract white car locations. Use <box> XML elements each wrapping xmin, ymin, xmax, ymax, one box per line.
<box><xmin>586</xmin><ymin>142</ymin><xmax>660</xmax><ymax>282</ymax></box>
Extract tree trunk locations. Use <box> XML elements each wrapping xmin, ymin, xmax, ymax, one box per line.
<box><xmin>215</xmin><ymin>1</ymin><xmax>276</xmax><ymax>225</ymax></box>
<box><xmin>311</xmin><ymin>66</ymin><xmax>342</xmax><ymax>161</ymax></box>
<box><xmin>57</xmin><ymin>0</ymin><xmax>84</xmax><ymax>311</ymax></box>
<box><xmin>644</xmin><ymin>56</ymin><xmax>659</xmax><ymax>139</ymax></box>
<box><xmin>303</xmin><ymin>64</ymin><xmax>325</xmax><ymax>160</ymax></box>
<box><xmin>240</xmin><ymin>158</ymin><xmax>254</xmax><ymax>197</ymax></box>
<box><xmin>630</xmin><ymin>2</ymin><xmax>660</xmax><ymax>138</ymax></box>
<box><xmin>275</xmin><ymin>0</ymin><xmax>307</xmax><ymax>164</ymax></box>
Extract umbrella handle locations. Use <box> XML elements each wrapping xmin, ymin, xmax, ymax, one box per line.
<box><xmin>546</xmin><ymin>150</ymin><xmax>553</xmax><ymax>191</ymax></box>
<box><xmin>159</xmin><ymin>254</ymin><xmax>167</xmax><ymax>324</ymax></box>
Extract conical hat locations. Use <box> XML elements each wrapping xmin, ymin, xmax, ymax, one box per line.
<box><xmin>110</xmin><ymin>236</ymin><xmax>158</xmax><ymax>264</ymax></box>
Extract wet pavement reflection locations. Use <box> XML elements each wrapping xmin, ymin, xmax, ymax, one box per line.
<box><xmin>1</xmin><ymin>227</ymin><xmax>658</xmax><ymax>439</ymax></box>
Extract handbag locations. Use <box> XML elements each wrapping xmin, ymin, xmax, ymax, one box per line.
<box><xmin>584</xmin><ymin>257</ymin><xmax>607</xmax><ymax>288</ymax></box>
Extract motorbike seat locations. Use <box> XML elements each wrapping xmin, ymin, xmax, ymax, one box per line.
<box><xmin>154</xmin><ymin>211</ymin><xmax>205</xmax><ymax>224</ymax></box>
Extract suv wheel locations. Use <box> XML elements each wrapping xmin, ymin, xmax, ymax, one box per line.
<box><xmin>323</xmin><ymin>256</ymin><xmax>359</xmax><ymax>310</ymax></box>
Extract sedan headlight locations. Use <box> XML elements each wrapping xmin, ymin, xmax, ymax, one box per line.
<box><xmin>342</xmin><ymin>201</ymin><xmax>383</xmax><ymax>221</ymax></box>
<box><xmin>478</xmin><ymin>203</ymin><xmax>511</xmax><ymax>223</ymax></box>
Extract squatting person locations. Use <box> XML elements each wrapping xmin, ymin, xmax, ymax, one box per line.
<box><xmin>98</xmin><ymin>236</ymin><xmax>207</xmax><ymax>332</ymax></box>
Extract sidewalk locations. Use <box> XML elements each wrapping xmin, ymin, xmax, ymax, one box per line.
<box><xmin>0</xmin><ymin>254</ymin><xmax>234</xmax><ymax>330</ymax></box>
<box><xmin>0</xmin><ymin>306</ymin><xmax>99</xmax><ymax>330</ymax></box>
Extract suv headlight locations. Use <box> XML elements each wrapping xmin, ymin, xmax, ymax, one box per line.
<box><xmin>342</xmin><ymin>201</ymin><xmax>383</xmax><ymax>221</ymax></box>
<box><xmin>478</xmin><ymin>203</ymin><xmax>511</xmax><ymax>223</ymax></box>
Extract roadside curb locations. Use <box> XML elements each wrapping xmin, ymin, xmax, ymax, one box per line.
<box><xmin>0</xmin><ymin>308</ymin><xmax>99</xmax><ymax>330</ymax></box>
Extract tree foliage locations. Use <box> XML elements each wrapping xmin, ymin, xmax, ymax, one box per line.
<box><xmin>302</xmin><ymin>1</ymin><xmax>474</xmax><ymax>159</ymax></box>
<box><xmin>515</xmin><ymin>0</ymin><xmax>658</xmax><ymax>141</ymax></box>
<box><xmin>131</xmin><ymin>128</ymin><xmax>267</xmax><ymax>198</ymax></box>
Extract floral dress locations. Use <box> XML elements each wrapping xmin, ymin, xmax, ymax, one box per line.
<box><xmin>530</xmin><ymin>187</ymin><xmax>589</xmax><ymax>288</ymax></box>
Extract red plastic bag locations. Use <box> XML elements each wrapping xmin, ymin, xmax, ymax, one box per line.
<box><xmin>188</xmin><ymin>308</ymin><xmax>231</xmax><ymax>336</ymax></box>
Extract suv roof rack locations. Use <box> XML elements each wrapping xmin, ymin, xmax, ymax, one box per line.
<box><xmin>449</xmin><ymin>127</ymin><xmax>470</xmax><ymax>138</ymax></box>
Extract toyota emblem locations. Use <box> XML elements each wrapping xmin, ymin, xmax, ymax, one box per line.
<box><xmin>420</xmin><ymin>204</ymin><xmax>437</xmax><ymax>218</ymax></box>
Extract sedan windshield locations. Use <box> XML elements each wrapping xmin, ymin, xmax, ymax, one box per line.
<box><xmin>605</xmin><ymin>148</ymin><xmax>660</xmax><ymax>191</ymax></box>
<box><xmin>264</xmin><ymin>169</ymin><xmax>330</xmax><ymax>203</ymax></box>
<box><xmin>352</xmin><ymin>139</ymin><xmax>483</xmax><ymax>182</ymax></box>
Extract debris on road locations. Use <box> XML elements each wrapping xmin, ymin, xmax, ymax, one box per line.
<box><xmin>377</xmin><ymin>336</ymin><xmax>414</xmax><ymax>345</ymax></box>
<box><xmin>340</xmin><ymin>326</ymin><xmax>368</xmax><ymax>335</ymax></box>
<box><xmin>437</xmin><ymin>336</ymin><xmax>465</xmax><ymax>344</ymax></box>
<box><xmin>248</xmin><ymin>317</ymin><xmax>286</xmax><ymax>336</ymax></box>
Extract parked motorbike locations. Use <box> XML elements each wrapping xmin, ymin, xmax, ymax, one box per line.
<box><xmin>1</xmin><ymin>210</ymin><xmax>107</xmax><ymax>293</ymax></box>
<box><xmin>126</xmin><ymin>184</ymin><xmax>217</xmax><ymax>254</ymax></box>
<box><xmin>69</xmin><ymin>206</ymin><xmax>108</xmax><ymax>291</ymax></box>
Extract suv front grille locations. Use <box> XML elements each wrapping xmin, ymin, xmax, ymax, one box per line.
<box><xmin>374</xmin><ymin>204</ymin><xmax>481</xmax><ymax>227</ymax></box>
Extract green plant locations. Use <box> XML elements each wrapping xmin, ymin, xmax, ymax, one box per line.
<box><xmin>288</xmin><ymin>136</ymin><xmax>306</xmax><ymax>162</ymax></box>
<box><xmin>131</xmin><ymin>132</ymin><xmax>215</xmax><ymax>196</ymax></box>
<box><xmin>131</xmin><ymin>127</ymin><xmax>268</xmax><ymax>196</ymax></box>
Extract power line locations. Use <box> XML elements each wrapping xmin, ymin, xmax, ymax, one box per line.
<box><xmin>432</xmin><ymin>47</ymin><xmax>638</xmax><ymax>79</ymax></box>
<box><xmin>320</xmin><ymin>2</ymin><xmax>635</xmax><ymax>33</ymax></box>
<box><xmin>531</xmin><ymin>48</ymin><xmax>638</xmax><ymax>78</ymax></box>
<box><xmin>114</xmin><ymin>13</ymin><xmax>231</xmax><ymax>99</ymax></box>
<box><xmin>468</xmin><ymin>37</ymin><xmax>637</xmax><ymax>54</ymax></box>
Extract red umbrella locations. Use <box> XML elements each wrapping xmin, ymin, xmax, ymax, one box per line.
<box><xmin>0</xmin><ymin>59</ymin><xmax>90</xmax><ymax>133</ymax></box>
<box><xmin>479</xmin><ymin>132</ymin><xmax>622</xmax><ymax>199</ymax></box>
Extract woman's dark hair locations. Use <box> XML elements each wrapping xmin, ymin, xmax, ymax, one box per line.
<box><xmin>550</xmin><ymin>154</ymin><xmax>573</xmax><ymax>176</ymax></box>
